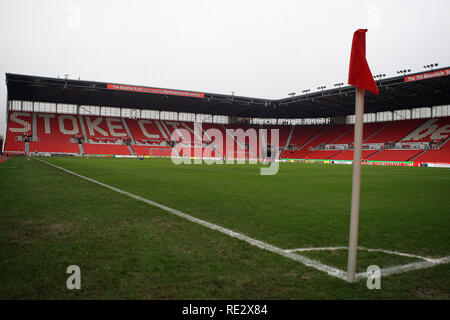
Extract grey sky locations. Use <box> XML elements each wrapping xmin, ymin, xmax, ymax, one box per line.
<box><xmin>1</xmin><ymin>0</ymin><xmax>450</xmax><ymax>137</ymax></box>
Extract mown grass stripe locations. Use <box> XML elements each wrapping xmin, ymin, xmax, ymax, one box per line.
<box><xmin>35</xmin><ymin>158</ymin><xmax>348</xmax><ymax>281</ymax></box>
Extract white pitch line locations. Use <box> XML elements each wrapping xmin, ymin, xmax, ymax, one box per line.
<box><xmin>356</xmin><ymin>256</ymin><xmax>450</xmax><ymax>280</ymax></box>
<box><xmin>36</xmin><ymin>158</ymin><xmax>450</xmax><ymax>282</ymax></box>
<box><xmin>286</xmin><ymin>246</ymin><xmax>438</xmax><ymax>262</ymax></box>
<box><xmin>35</xmin><ymin>158</ymin><xmax>347</xmax><ymax>281</ymax></box>
<box><xmin>358</xmin><ymin>246</ymin><xmax>438</xmax><ymax>262</ymax></box>
<box><xmin>285</xmin><ymin>246</ymin><xmax>348</xmax><ymax>253</ymax></box>
<box><xmin>286</xmin><ymin>246</ymin><xmax>450</xmax><ymax>279</ymax></box>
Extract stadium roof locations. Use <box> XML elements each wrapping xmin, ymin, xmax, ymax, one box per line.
<box><xmin>5</xmin><ymin>67</ymin><xmax>450</xmax><ymax>119</ymax></box>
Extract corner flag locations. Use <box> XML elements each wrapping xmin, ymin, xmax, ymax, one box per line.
<box><xmin>348</xmin><ymin>29</ymin><xmax>379</xmax><ymax>95</ymax></box>
<box><xmin>346</xmin><ymin>29</ymin><xmax>378</xmax><ymax>283</ymax></box>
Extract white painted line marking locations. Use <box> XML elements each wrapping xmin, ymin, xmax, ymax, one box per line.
<box><xmin>36</xmin><ymin>158</ymin><xmax>450</xmax><ymax>282</ymax></box>
<box><xmin>285</xmin><ymin>246</ymin><xmax>348</xmax><ymax>253</ymax></box>
<box><xmin>285</xmin><ymin>246</ymin><xmax>450</xmax><ymax>279</ymax></box>
<box><xmin>35</xmin><ymin>158</ymin><xmax>347</xmax><ymax>281</ymax></box>
<box><xmin>285</xmin><ymin>246</ymin><xmax>440</xmax><ymax>262</ymax></box>
<box><xmin>358</xmin><ymin>247</ymin><xmax>438</xmax><ymax>262</ymax></box>
<box><xmin>356</xmin><ymin>256</ymin><xmax>450</xmax><ymax>280</ymax></box>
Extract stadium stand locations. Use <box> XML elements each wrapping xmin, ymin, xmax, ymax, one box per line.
<box><xmin>124</xmin><ymin>118</ymin><xmax>169</xmax><ymax>144</ymax></box>
<box><xmin>131</xmin><ymin>145</ymin><xmax>172</xmax><ymax>157</ymax></box>
<box><xmin>81</xmin><ymin>115</ymin><xmax>129</xmax><ymax>143</ymax></box>
<box><xmin>224</xmin><ymin>124</ymin><xmax>260</xmax><ymax>159</ymax></box>
<box><xmin>367</xmin><ymin>149</ymin><xmax>423</xmax><ymax>162</ymax></box>
<box><xmin>333</xmin><ymin>122</ymin><xmax>386</xmax><ymax>144</ymax></box>
<box><xmin>401</xmin><ymin>117</ymin><xmax>450</xmax><ymax>142</ymax></box>
<box><xmin>287</xmin><ymin>125</ymin><xmax>329</xmax><ymax>149</ymax></box>
<box><xmin>302</xmin><ymin>150</ymin><xmax>343</xmax><ymax>160</ymax></box>
<box><xmin>364</xmin><ymin>119</ymin><xmax>427</xmax><ymax>144</ymax></box>
<box><xmin>83</xmin><ymin>143</ymin><xmax>131</xmax><ymax>155</ymax></box>
<box><xmin>296</xmin><ymin>124</ymin><xmax>353</xmax><ymax>156</ymax></box>
<box><xmin>3</xmin><ymin>110</ymin><xmax>450</xmax><ymax>164</ymax></box>
<box><xmin>280</xmin><ymin>124</ymin><xmax>353</xmax><ymax>159</ymax></box>
<box><xmin>4</xmin><ymin>70</ymin><xmax>450</xmax><ymax>165</ymax></box>
<box><xmin>4</xmin><ymin>112</ymin><xmax>33</xmax><ymax>154</ymax></box>
<box><xmin>330</xmin><ymin>150</ymin><xmax>379</xmax><ymax>161</ymax></box>
<box><xmin>30</xmin><ymin>113</ymin><xmax>80</xmax><ymax>153</ymax></box>
<box><xmin>413</xmin><ymin>140</ymin><xmax>450</xmax><ymax>163</ymax></box>
<box><xmin>263</xmin><ymin>125</ymin><xmax>291</xmax><ymax>148</ymax></box>
<box><xmin>159</xmin><ymin>121</ymin><xmax>223</xmax><ymax>159</ymax></box>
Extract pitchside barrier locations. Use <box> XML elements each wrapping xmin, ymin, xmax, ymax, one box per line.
<box><xmin>12</xmin><ymin>151</ymin><xmax>450</xmax><ymax>167</ymax></box>
<box><xmin>279</xmin><ymin>158</ymin><xmax>450</xmax><ymax>168</ymax></box>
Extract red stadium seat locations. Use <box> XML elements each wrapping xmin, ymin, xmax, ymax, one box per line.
<box><xmin>83</xmin><ymin>143</ymin><xmax>131</xmax><ymax>155</ymax></box>
<box><xmin>30</xmin><ymin>113</ymin><xmax>80</xmax><ymax>153</ymax></box>
<box><xmin>3</xmin><ymin>111</ymin><xmax>449</xmax><ymax>164</ymax></box>
<box><xmin>330</xmin><ymin>150</ymin><xmax>379</xmax><ymax>161</ymax></box>
<box><xmin>413</xmin><ymin>142</ymin><xmax>450</xmax><ymax>163</ymax></box>
<box><xmin>368</xmin><ymin>150</ymin><xmax>422</xmax><ymax>162</ymax></box>
<box><xmin>365</xmin><ymin>119</ymin><xmax>427</xmax><ymax>143</ymax></box>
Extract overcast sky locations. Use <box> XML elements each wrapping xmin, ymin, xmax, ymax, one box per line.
<box><xmin>1</xmin><ymin>0</ymin><xmax>450</xmax><ymax>137</ymax></box>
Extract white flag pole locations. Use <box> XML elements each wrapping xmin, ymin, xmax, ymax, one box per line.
<box><xmin>347</xmin><ymin>87</ymin><xmax>365</xmax><ymax>283</ymax></box>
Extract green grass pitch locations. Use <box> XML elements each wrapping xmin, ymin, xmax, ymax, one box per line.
<box><xmin>0</xmin><ymin>156</ymin><xmax>448</xmax><ymax>299</ymax></box>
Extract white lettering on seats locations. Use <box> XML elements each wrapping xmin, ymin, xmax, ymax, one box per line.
<box><xmin>9</xmin><ymin>112</ymin><xmax>32</xmax><ymax>133</ymax></box>
<box><xmin>38</xmin><ymin>113</ymin><xmax>55</xmax><ymax>134</ymax></box>
<box><xmin>105</xmin><ymin>118</ymin><xmax>127</xmax><ymax>137</ymax></box>
<box><xmin>59</xmin><ymin>115</ymin><xmax>80</xmax><ymax>135</ymax></box>
<box><xmin>430</xmin><ymin>124</ymin><xmax>450</xmax><ymax>140</ymax></box>
<box><xmin>86</xmin><ymin>116</ymin><xmax>108</xmax><ymax>136</ymax></box>
<box><xmin>138</xmin><ymin>120</ymin><xmax>160</xmax><ymax>139</ymax></box>
<box><xmin>165</xmin><ymin>121</ymin><xmax>184</xmax><ymax>138</ymax></box>
<box><xmin>155</xmin><ymin>121</ymin><xmax>169</xmax><ymax>139</ymax></box>
<box><xmin>402</xmin><ymin>119</ymin><xmax>441</xmax><ymax>141</ymax></box>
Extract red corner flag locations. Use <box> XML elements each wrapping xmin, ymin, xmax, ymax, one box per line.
<box><xmin>348</xmin><ymin>29</ymin><xmax>379</xmax><ymax>95</ymax></box>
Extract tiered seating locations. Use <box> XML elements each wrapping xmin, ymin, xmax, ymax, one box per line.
<box><xmin>329</xmin><ymin>150</ymin><xmax>379</xmax><ymax>161</ymax></box>
<box><xmin>83</xmin><ymin>143</ymin><xmax>131</xmax><ymax>155</ymax></box>
<box><xmin>368</xmin><ymin>150</ymin><xmax>422</xmax><ymax>162</ymax></box>
<box><xmin>176</xmin><ymin>121</ymin><xmax>205</xmax><ymax>139</ymax></box>
<box><xmin>301</xmin><ymin>150</ymin><xmax>343</xmax><ymax>160</ymax></box>
<box><xmin>309</xmin><ymin>124</ymin><xmax>353</xmax><ymax>145</ymax></box>
<box><xmin>285</xmin><ymin>124</ymin><xmax>352</xmax><ymax>158</ymax></box>
<box><xmin>125</xmin><ymin>118</ymin><xmax>168</xmax><ymax>144</ymax></box>
<box><xmin>222</xmin><ymin>124</ymin><xmax>261</xmax><ymax>159</ymax></box>
<box><xmin>132</xmin><ymin>145</ymin><xmax>172</xmax><ymax>157</ymax></box>
<box><xmin>365</xmin><ymin>119</ymin><xmax>427</xmax><ymax>143</ymax></box>
<box><xmin>402</xmin><ymin>117</ymin><xmax>450</xmax><ymax>142</ymax></box>
<box><xmin>168</xmin><ymin>121</ymin><xmax>205</xmax><ymax>148</ymax></box>
<box><xmin>4</xmin><ymin>136</ymin><xmax>25</xmax><ymax>153</ymax></box>
<box><xmin>29</xmin><ymin>113</ymin><xmax>79</xmax><ymax>153</ymax></box>
<box><xmin>81</xmin><ymin>115</ymin><xmax>128</xmax><ymax>143</ymax></box>
<box><xmin>201</xmin><ymin>123</ymin><xmax>232</xmax><ymax>158</ymax></box>
<box><xmin>333</xmin><ymin>122</ymin><xmax>386</xmax><ymax>144</ymax></box>
<box><xmin>4</xmin><ymin>112</ymin><xmax>33</xmax><ymax>154</ymax></box>
<box><xmin>259</xmin><ymin>125</ymin><xmax>291</xmax><ymax>148</ymax></box>
<box><xmin>160</xmin><ymin>121</ymin><xmax>219</xmax><ymax>158</ymax></box>
<box><xmin>279</xmin><ymin>149</ymin><xmax>302</xmax><ymax>159</ymax></box>
<box><xmin>413</xmin><ymin>141</ymin><xmax>450</xmax><ymax>163</ymax></box>
<box><xmin>4</xmin><ymin>111</ymin><xmax>450</xmax><ymax>164</ymax></box>
<box><xmin>279</xmin><ymin>125</ymin><xmax>326</xmax><ymax>159</ymax></box>
<box><xmin>195</xmin><ymin>123</ymin><xmax>234</xmax><ymax>159</ymax></box>
<box><xmin>78</xmin><ymin>115</ymin><xmax>131</xmax><ymax>155</ymax></box>
<box><xmin>288</xmin><ymin>125</ymin><xmax>328</xmax><ymax>148</ymax></box>
<box><xmin>175</xmin><ymin>146</ymin><xmax>220</xmax><ymax>158</ymax></box>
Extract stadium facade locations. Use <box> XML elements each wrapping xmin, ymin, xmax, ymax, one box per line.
<box><xmin>3</xmin><ymin>68</ymin><xmax>450</xmax><ymax>166</ymax></box>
